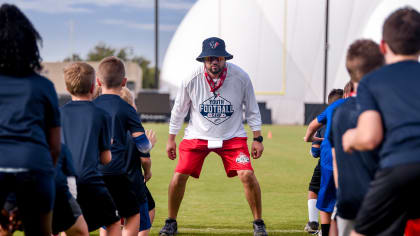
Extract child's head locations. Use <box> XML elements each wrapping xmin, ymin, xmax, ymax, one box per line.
<box><xmin>346</xmin><ymin>39</ymin><xmax>384</xmax><ymax>84</ymax></box>
<box><xmin>327</xmin><ymin>89</ymin><xmax>343</xmax><ymax>105</ymax></box>
<box><xmin>119</xmin><ymin>87</ymin><xmax>135</xmax><ymax>108</ymax></box>
<box><xmin>343</xmin><ymin>81</ymin><xmax>354</xmax><ymax>98</ymax></box>
<box><xmin>382</xmin><ymin>7</ymin><xmax>420</xmax><ymax>56</ymax></box>
<box><xmin>64</xmin><ymin>62</ymin><xmax>95</xmax><ymax>97</ymax></box>
<box><xmin>97</xmin><ymin>56</ymin><xmax>126</xmax><ymax>89</ymax></box>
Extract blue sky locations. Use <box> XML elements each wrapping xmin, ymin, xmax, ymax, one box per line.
<box><xmin>6</xmin><ymin>0</ymin><xmax>198</xmax><ymax>65</ymax></box>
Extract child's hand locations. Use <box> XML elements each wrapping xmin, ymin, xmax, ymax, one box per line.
<box><xmin>144</xmin><ymin>170</ymin><xmax>152</xmax><ymax>182</ymax></box>
<box><xmin>146</xmin><ymin>129</ymin><xmax>157</xmax><ymax>147</ymax></box>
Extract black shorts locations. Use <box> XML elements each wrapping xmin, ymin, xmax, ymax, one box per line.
<box><xmin>103</xmin><ymin>174</ymin><xmax>140</xmax><ymax>218</ymax></box>
<box><xmin>308</xmin><ymin>160</ymin><xmax>321</xmax><ymax>194</ymax></box>
<box><xmin>354</xmin><ymin>162</ymin><xmax>420</xmax><ymax>236</ymax></box>
<box><xmin>77</xmin><ymin>183</ymin><xmax>120</xmax><ymax>232</ymax></box>
<box><xmin>145</xmin><ymin>185</ymin><xmax>155</xmax><ymax>211</ymax></box>
<box><xmin>52</xmin><ymin>190</ymin><xmax>82</xmax><ymax>234</ymax></box>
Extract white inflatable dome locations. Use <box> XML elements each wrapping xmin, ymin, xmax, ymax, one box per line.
<box><xmin>161</xmin><ymin>0</ymin><xmax>420</xmax><ymax>124</ymax></box>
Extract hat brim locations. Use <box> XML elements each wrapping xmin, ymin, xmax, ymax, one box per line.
<box><xmin>196</xmin><ymin>52</ymin><xmax>233</xmax><ymax>62</ymax></box>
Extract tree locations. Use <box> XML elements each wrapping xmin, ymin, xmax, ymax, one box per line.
<box><xmin>67</xmin><ymin>43</ymin><xmax>158</xmax><ymax>89</ymax></box>
<box><xmin>86</xmin><ymin>42</ymin><xmax>116</xmax><ymax>61</ymax></box>
<box><xmin>63</xmin><ymin>53</ymin><xmax>83</xmax><ymax>62</ymax></box>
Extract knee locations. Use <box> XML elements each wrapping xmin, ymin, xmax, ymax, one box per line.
<box><xmin>171</xmin><ymin>173</ymin><xmax>189</xmax><ymax>186</ymax></box>
<box><xmin>238</xmin><ymin>170</ymin><xmax>256</xmax><ymax>183</ymax></box>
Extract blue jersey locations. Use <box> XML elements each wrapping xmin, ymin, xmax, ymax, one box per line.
<box><xmin>0</xmin><ymin>74</ymin><xmax>60</xmax><ymax>174</ymax></box>
<box><xmin>93</xmin><ymin>94</ymin><xmax>145</xmax><ymax>175</ymax></box>
<box><xmin>330</xmin><ymin>97</ymin><xmax>379</xmax><ymax>219</ymax></box>
<box><xmin>61</xmin><ymin>101</ymin><xmax>112</xmax><ymax>185</ymax></box>
<box><xmin>317</xmin><ymin>98</ymin><xmax>347</xmax><ymax>170</ymax></box>
<box><xmin>357</xmin><ymin>60</ymin><xmax>420</xmax><ymax>168</ymax></box>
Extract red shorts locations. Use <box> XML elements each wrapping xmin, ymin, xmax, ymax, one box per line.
<box><xmin>175</xmin><ymin>137</ymin><xmax>254</xmax><ymax>178</ymax></box>
<box><xmin>405</xmin><ymin>219</ymin><xmax>420</xmax><ymax>236</ymax></box>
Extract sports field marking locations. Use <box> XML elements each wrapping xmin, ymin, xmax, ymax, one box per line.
<box><xmin>177</xmin><ymin>227</ymin><xmax>303</xmax><ymax>233</ymax></box>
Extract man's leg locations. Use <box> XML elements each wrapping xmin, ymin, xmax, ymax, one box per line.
<box><xmin>123</xmin><ymin>213</ymin><xmax>140</xmax><ymax>236</ymax></box>
<box><xmin>168</xmin><ymin>172</ymin><xmax>190</xmax><ymax>219</ymax></box>
<box><xmin>237</xmin><ymin>170</ymin><xmax>262</xmax><ymax>219</ymax></box>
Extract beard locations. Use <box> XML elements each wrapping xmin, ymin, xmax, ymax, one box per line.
<box><xmin>207</xmin><ymin>62</ymin><xmax>224</xmax><ymax>75</ymax></box>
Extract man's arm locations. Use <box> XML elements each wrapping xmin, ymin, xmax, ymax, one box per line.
<box><xmin>167</xmin><ymin>134</ymin><xmax>177</xmax><ymax>160</ymax></box>
<box><xmin>251</xmin><ymin>130</ymin><xmax>264</xmax><ymax>159</ymax></box>
<box><xmin>343</xmin><ymin>110</ymin><xmax>383</xmax><ymax>152</ymax></box>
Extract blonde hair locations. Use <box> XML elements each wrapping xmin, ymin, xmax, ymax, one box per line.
<box><xmin>97</xmin><ymin>56</ymin><xmax>125</xmax><ymax>88</ymax></box>
<box><xmin>64</xmin><ymin>62</ymin><xmax>95</xmax><ymax>96</ymax></box>
<box><xmin>119</xmin><ymin>87</ymin><xmax>135</xmax><ymax>108</ymax></box>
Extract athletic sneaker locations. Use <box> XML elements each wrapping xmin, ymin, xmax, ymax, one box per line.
<box><xmin>304</xmin><ymin>221</ymin><xmax>319</xmax><ymax>233</ymax></box>
<box><xmin>253</xmin><ymin>219</ymin><xmax>268</xmax><ymax>236</ymax></box>
<box><xmin>159</xmin><ymin>218</ymin><xmax>178</xmax><ymax>236</ymax></box>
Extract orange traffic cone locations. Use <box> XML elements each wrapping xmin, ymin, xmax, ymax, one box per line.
<box><xmin>267</xmin><ymin>131</ymin><xmax>272</xmax><ymax>139</ymax></box>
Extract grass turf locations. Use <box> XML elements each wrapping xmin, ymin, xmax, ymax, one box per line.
<box><xmin>15</xmin><ymin>124</ymin><xmax>317</xmax><ymax>235</ymax></box>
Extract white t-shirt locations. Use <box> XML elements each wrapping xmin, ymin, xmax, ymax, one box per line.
<box><xmin>169</xmin><ymin>62</ymin><xmax>262</xmax><ymax>140</ymax></box>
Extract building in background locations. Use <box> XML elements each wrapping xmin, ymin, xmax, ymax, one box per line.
<box><xmin>41</xmin><ymin>61</ymin><xmax>143</xmax><ymax>95</ymax></box>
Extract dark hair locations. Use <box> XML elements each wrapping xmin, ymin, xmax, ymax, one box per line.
<box><xmin>328</xmin><ymin>89</ymin><xmax>343</xmax><ymax>105</ymax></box>
<box><xmin>346</xmin><ymin>39</ymin><xmax>384</xmax><ymax>83</ymax></box>
<box><xmin>0</xmin><ymin>4</ymin><xmax>42</xmax><ymax>77</ymax></box>
<box><xmin>383</xmin><ymin>7</ymin><xmax>420</xmax><ymax>55</ymax></box>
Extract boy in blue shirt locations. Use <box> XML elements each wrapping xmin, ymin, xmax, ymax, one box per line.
<box><xmin>0</xmin><ymin>4</ymin><xmax>61</xmax><ymax>235</ymax></box>
<box><xmin>52</xmin><ymin>143</ymin><xmax>89</xmax><ymax>236</ymax></box>
<box><xmin>94</xmin><ymin>56</ymin><xmax>156</xmax><ymax>236</ymax></box>
<box><xmin>304</xmin><ymin>89</ymin><xmax>345</xmax><ymax>236</ymax></box>
<box><xmin>61</xmin><ymin>62</ymin><xmax>121</xmax><ymax>235</ymax></box>
<box><xmin>330</xmin><ymin>39</ymin><xmax>384</xmax><ymax>236</ymax></box>
<box><xmin>305</xmin><ymin>90</ymin><xmax>343</xmax><ymax>234</ymax></box>
<box><xmin>343</xmin><ymin>7</ymin><xmax>420</xmax><ymax>236</ymax></box>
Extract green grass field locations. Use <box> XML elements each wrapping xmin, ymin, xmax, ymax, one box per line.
<box><xmin>16</xmin><ymin>124</ymin><xmax>317</xmax><ymax>236</ymax></box>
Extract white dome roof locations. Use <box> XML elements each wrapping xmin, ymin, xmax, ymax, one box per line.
<box><xmin>161</xmin><ymin>0</ymin><xmax>420</xmax><ymax>124</ymax></box>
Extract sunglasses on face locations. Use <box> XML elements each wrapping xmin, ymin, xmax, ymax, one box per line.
<box><xmin>204</xmin><ymin>56</ymin><xmax>225</xmax><ymax>62</ymax></box>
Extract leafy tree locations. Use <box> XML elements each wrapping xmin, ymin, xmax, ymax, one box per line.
<box><xmin>67</xmin><ymin>43</ymin><xmax>158</xmax><ymax>89</ymax></box>
<box><xmin>63</xmin><ymin>53</ymin><xmax>83</xmax><ymax>62</ymax></box>
<box><xmin>86</xmin><ymin>42</ymin><xmax>115</xmax><ymax>61</ymax></box>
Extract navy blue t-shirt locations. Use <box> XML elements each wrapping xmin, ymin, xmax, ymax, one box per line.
<box><xmin>124</xmin><ymin>133</ymin><xmax>150</xmax><ymax>204</ymax></box>
<box><xmin>0</xmin><ymin>74</ymin><xmax>60</xmax><ymax>174</ymax></box>
<box><xmin>55</xmin><ymin>144</ymin><xmax>77</xmax><ymax>192</ymax></box>
<box><xmin>61</xmin><ymin>101</ymin><xmax>111</xmax><ymax>185</ymax></box>
<box><xmin>93</xmin><ymin>94</ymin><xmax>145</xmax><ymax>175</ymax></box>
<box><xmin>317</xmin><ymin>98</ymin><xmax>346</xmax><ymax>170</ymax></box>
<box><xmin>330</xmin><ymin>97</ymin><xmax>379</xmax><ymax>219</ymax></box>
<box><xmin>357</xmin><ymin>60</ymin><xmax>420</xmax><ymax>168</ymax></box>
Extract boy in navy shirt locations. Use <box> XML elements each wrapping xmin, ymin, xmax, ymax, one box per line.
<box><xmin>304</xmin><ymin>89</ymin><xmax>345</xmax><ymax>236</ymax></box>
<box><xmin>94</xmin><ymin>56</ymin><xmax>156</xmax><ymax>236</ymax></box>
<box><xmin>52</xmin><ymin>143</ymin><xmax>89</xmax><ymax>236</ymax></box>
<box><xmin>119</xmin><ymin>88</ymin><xmax>154</xmax><ymax>236</ymax></box>
<box><xmin>61</xmin><ymin>62</ymin><xmax>121</xmax><ymax>235</ymax></box>
<box><xmin>0</xmin><ymin>4</ymin><xmax>61</xmax><ymax>235</ymax></box>
<box><xmin>330</xmin><ymin>39</ymin><xmax>384</xmax><ymax>236</ymax></box>
<box><xmin>342</xmin><ymin>7</ymin><xmax>420</xmax><ymax>236</ymax></box>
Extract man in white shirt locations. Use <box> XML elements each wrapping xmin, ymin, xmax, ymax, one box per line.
<box><xmin>159</xmin><ymin>37</ymin><xmax>267</xmax><ymax>236</ymax></box>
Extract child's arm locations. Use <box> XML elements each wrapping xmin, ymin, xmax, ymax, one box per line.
<box><xmin>132</xmin><ymin>130</ymin><xmax>157</xmax><ymax>153</ymax></box>
<box><xmin>47</xmin><ymin>127</ymin><xmax>61</xmax><ymax>165</ymax></box>
<box><xmin>141</xmin><ymin>157</ymin><xmax>152</xmax><ymax>182</ymax></box>
<box><xmin>100</xmin><ymin>150</ymin><xmax>112</xmax><ymax>165</ymax></box>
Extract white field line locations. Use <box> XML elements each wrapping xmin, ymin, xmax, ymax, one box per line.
<box><xmin>174</xmin><ymin>227</ymin><xmax>304</xmax><ymax>233</ymax></box>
